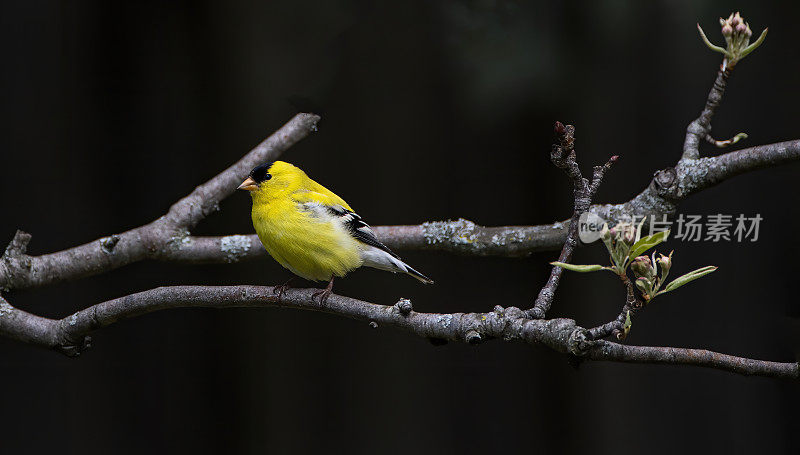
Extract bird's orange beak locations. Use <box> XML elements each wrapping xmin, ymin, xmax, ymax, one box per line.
<box><xmin>237</xmin><ymin>177</ymin><xmax>258</xmax><ymax>191</ymax></box>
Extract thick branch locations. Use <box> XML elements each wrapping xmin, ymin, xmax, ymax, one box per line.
<box><xmin>0</xmin><ymin>113</ymin><xmax>320</xmax><ymax>290</ymax></box>
<box><xmin>586</xmin><ymin>138</ymin><xmax>800</xmax><ymax>232</ymax></box>
<box><xmin>672</xmin><ymin>139</ymin><xmax>800</xmax><ymax>199</ymax></box>
<box><xmin>168</xmin><ymin>223</ymin><xmax>570</xmax><ymax>264</ymax></box>
<box><xmin>0</xmin><ymin>289</ymin><xmax>794</xmax><ymax>379</ymax></box>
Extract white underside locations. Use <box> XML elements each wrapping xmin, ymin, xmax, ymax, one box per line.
<box><xmin>360</xmin><ymin>246</ymin><xmax>407</xmax><ymax>273</ymax></box>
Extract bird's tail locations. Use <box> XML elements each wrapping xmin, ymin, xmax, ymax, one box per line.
<box><xmin>403</xmin><ymin>264</ymin><xmax>434</xmax><ymax>284</ymax></box>
<box><xmin>362</xmin><ymin>247</ymin><xmax>434</xmax><ymax>284</ymax></box>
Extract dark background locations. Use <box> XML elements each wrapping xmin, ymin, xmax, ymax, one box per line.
<box><xmin>1</xmin><ymin>1</ymin><xmax>798</xmax><ymax>453</ymax></box>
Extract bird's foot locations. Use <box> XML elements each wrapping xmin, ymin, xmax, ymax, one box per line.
<box><xmin>312</xmin><ymin>277</ymin><xmax>335</xmax><ymax>305</ymax></box>
<box><xmin>312</xmin><ymin>288</ymin><xmax>332</xmax><ymax>305</ymax></box>
<box><xmin>273</xmin><ymin>278</ymin><xmax>294</xmax><ymax>299</ymax></box>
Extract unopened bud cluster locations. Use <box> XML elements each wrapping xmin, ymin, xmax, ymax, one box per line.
<box><xmin>601</xmin><ymin>221</ymin><xmax>641</xmax><ymax>273</ymax></box>
<box><xmin>720</xmin><ymin>12</ymin><xmax>756</xmax><ymax>64</ymax></box>
<box><xmin>698</xmin><ymin>11</ymin><xmax>767</xmax><ymax>69</ymax></box>
<box><xmin>720</xmin><ymin>12</ymin><xmax>751</xmax><ymax>41</ymax></box>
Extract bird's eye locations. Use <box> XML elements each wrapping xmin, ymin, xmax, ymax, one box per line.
<box><xmin>250</xmin><ymin>163</ymin><xmax>273</xmax><ymax>183</ymax></box>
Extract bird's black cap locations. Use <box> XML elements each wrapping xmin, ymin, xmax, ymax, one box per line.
<box><xmin>250</xmin><ymin>162</ymin><xmax>273</xmax><ymax>183</ymax></box>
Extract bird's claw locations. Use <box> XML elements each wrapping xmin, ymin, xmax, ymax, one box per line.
<box><xmin>273</xmin><ymin>278</ymin><xmax>294</xmax><ymax>299</ymax></box>
<box><xmin>312</xmin><ymin>277</ymin><xmax>335</xmax><ymax>305</ymax></box>
<box><xmin>312</xmin><ymin>288</ymin><xmax>331</xmax><ymax>305</ymax></box>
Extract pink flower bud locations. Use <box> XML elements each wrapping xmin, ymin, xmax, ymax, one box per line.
<box><xmin>622</xmin><ymin>229</ymin><xmax>636</xmax><ymax>245</ymax></box>
<box><xmin>722</xmin><ymin>24</ymin><xmax>733</xmax><ymax>36</ymax></box>
<box><xmin>631</xmin><ymin>256</ymin><xmax>653</xmax><ymax>279</ymax></box>
<box><xmin>735</xmin><ymin>23</ymin><xmax>747</xmax><ymax>34</ymax></box>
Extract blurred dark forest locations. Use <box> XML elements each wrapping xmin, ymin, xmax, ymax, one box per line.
<box><xmin>1</xmin><ymin>1</ymin><xmax>799</xmax><ymax>453</ymax></box>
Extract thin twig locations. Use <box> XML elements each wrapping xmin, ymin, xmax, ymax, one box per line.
<box><xmin>587</xmin><ymin>273</ymin><xmax>642</xmax><ymax>340</ymax></box>
<box><xmin>683</xmin><ymin>68</ymin><xmax>731</xmax><ymax>159</ymax></box>
<box><xmin>704</xmin><ymin>132</ymin><xmax>747</xmax><ymax>148</ymax></box>
<box><xmin>589</xmin><ymin>341</ymin><xmax>798</xmax><ymax>380</ymax></box>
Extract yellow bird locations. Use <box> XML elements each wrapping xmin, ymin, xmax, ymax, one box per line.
<box><xmin>238</xmin><ymin>161</ymin><xmax>433</xmax><ymax>301</ymax></box>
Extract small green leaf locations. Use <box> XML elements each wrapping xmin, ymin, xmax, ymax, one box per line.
<box><xmin>696</xmin><ymin>24</ymin><xmax>729</xmax><ymax>56</ymax></box>
<box><xmin>628</xmin><ymin>230</ymin><xmax>670</xmax><ymax>263</ymax></box>
<box><xmin>550</xmin><ymin>262</ymin><xmax>604</xmax><ymax>272</ymax></box>
<box><xmin>662</xmin><ymin>266</ymin><xmax>718</xmax><ymax>293</ymax></box>
<box><xmin>730</xmin><ymin>132</ymin><xmax>748</xmax><ymax>144</ymax></box>
<box><xmin>613</xmin><ymin>241</ymin><xmax>630</xmax><ymax>267</ymax></box>
<box><xmin>740</xmin><ymin>28</ymin><xmax>768</xmax><ymax>59</ymax></box>
<box><xmin>623</xmin><ymin>310</ymin><xmax>632</xmax><ymax>337</ymax></box>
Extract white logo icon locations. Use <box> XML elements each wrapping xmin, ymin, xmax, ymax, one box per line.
<box><xmin>578</xmin><ymin>212</ymin><xmax>607</xmax><ymax>244</ymax></box>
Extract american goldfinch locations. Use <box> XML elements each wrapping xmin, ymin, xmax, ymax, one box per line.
<box><xmin>238</xmin><ymin>161</ymin><xmax>433</xmax><ymax>301</ymax></box>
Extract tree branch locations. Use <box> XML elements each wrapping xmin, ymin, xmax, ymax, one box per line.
<box><xmin>588</xmin><ymin>341</ymin><xmax>799</xmax><ymax>380</ymax></box>
<box><xmin>683</xmin><ymin>67</ymin><xmax>730</xmax><ymax>159</ymax></box>
<box><xmin>165</xmin><ymin>223</ymin><xmax>570</xmax><ymax>265</ymax></box>
<box><xmin>0</xmin><ymin>289</ymin><xmax>794</xmax><ymax>379</ymax></box>
<box><xmin>673</xmin><ymin>139</ymin><xmax>800</xmax><ymax>199</ymax></box>
<box><xmin>587</xmin><ymin>273</ymin><xmax>642</xmax><ymax>340</ymax></box>
<box><xmin>527</xmin><ymin>122</ymin><xmax>616</xmax><ymax>319</ymax></box>
<box><xmin>0</xmin><ymin>113</ymin><xmax>320</xmax><ymax>291</ymax></box>
<box><xmin>3</xmin><ymin>137</ymin><xmax>797</xmax><ymax>291</ymax></box>
<box><xmin>183</xmin><ymin>134</ymin><xmax>799</xmax><ymax>262</ymax></box>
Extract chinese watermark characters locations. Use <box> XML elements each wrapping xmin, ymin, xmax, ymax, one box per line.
<box><xmin>578</xmin><ymin>213</ymin><xmax>762</xmax><ymax>244</ymax></box>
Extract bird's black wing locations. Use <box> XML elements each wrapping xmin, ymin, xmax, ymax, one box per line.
<box><xmin>325</xmin><ymin>205</ymin><xmax>400</xmax><ymax>259</ymax></box>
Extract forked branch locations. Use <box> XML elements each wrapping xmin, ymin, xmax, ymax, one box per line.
<box><xmin>527</xmin><ymin>121</ymin><xmax>616</xmax><ymax>319</ymax></box>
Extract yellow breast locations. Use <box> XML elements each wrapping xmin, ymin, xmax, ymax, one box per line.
<box><xmin>252</xmin><ymin>199</ymin><xmax>363</xmax><ymax>282</ymax></box>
